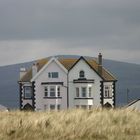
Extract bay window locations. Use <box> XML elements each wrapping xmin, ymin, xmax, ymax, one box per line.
<box><xmin>24</xmin><ymin>86</ymin><xmax>32</xmax><ymax>99</ymax></box>
<box><xmin>88</xmin><ymin>87</ymin><xmax>92</xmax><ymax>97</ymax></box>
<box><xmin>76</xmin><ymin>87</ymin><xmax>79</xmax><ymax>97</ymax></box>
<box><xmin>81</xmin><ymin>87</ymin><xmax>86</xmax><ymax>97</ymax></box>
<box><xmin>44</xmin><ymin>87</ymin><xmax>48</xmax><ymax>97</ymax></box>
<box><xmin>50</xmin><ymin>86</ymin><xmax>55</xmax><ymax>97</ymax></box>
<box><xmin>57</xmin><ymin>86</ymin><xmax>60</xmax><ymax>97</ymax></box>
<box><xmin>75</xmin><ymin>86</ymin><xmax>92</xmax><ymax>98</ymax></box>
<box><xmin>44</xmin><ymin>86</ymin><xmax>61</xmax><ymax>97</ymax></box>
<box><xmin>104</xmin><ymin>85</ymin><xmax>112</xmax><ymax>98</ymax></box>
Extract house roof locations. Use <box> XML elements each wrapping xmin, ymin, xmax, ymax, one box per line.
<box><xmin>0</xmin><ymin>104</ymin><xmax>8</xmax><ymax>111</ymax></box>
<box><xmin>126</xmin><ymin>99</ymin><xmax>140</xmax><ymax>107</ymax></box>
<box><xmin>20</xmin><ymin>56</ymin><xmax>117</xmax><ymax>82</ymax></box>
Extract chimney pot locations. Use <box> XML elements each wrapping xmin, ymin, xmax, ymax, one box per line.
<box><xmin>32</xmin><ymin>62</ymin><xmax>39</xmax><ymax>77</ymax></box>
<box><xmin>98</xmin><ymin>53</ymin><xmax>102</xmax><ymax>75</ymax></box>
<box><xmin>20</xmin><ymin>67</ymin><xmax>27</xmax><ymax>79</ymax></box>
<box><xmin>98</xmin><ymin>53</ymin><xmax>102</xmax><ymax>65</ymax></box>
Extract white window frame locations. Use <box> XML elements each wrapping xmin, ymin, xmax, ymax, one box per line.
<box><xmin>88</xmin><ymin>87</ymin><xmax>92</xmax><ymax>97</ymax></box>
<box><xmin>44</xmin><ymin>86</ymin><xmax>61</xmax><ymax>97</ymax></box>
<box><xmin>57</xmin><ymin>86</ymin><xmax>60</xmax><ymax>97</ymax></box>
<box><xmin>48</xmin><ymin>72</ymin><xmax>59</xmax><ymax>78</ymax></box>
<box><xmin>76</xmin><ymin>87</ymin><xmax>80</xmax><ymax>97</ymax></box>
<box><xmin>81</xmin><ymin>87</ymin><xmax>87</xmax><ymax>97</ymax></box>
<box><xmin>50</xmin><ymin>86</ymin><xmax>56</xmax><ymax>97</ymax></box>
<box><xmin>44</xmin><ymin>87</ymin><xmax>48</xmax><ymax>97</ymax></box>
<box><xmin>104</xmin><ymin>85</ymin><xmax>112</xmax><ymax>98</ymax></box>
<box><xmin>79</xmin><ymin>70</ymin><xmax>85</xmax><ymax>78</ymax></box>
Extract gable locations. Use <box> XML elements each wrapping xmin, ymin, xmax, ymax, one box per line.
<box><xmin>68</xmin><ymin>58</ymin><xmax>102</xmax><ymax>81</ymax></box>
<box><xmin>31</xmin><ymin>58</ymin><xmax>68</xmax><ymax>82</ymax></box>
<box><xmin>20</xmin><ymin>56</ymin><xmax>117</xmax><ymax>82</ymax></box>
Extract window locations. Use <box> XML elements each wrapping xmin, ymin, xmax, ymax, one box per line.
<box><xmin>50</xmin><ymin>104</ymin><xmax>55</xmax><ymax>110</ymax></box>
<box><xmin>48</xmin><ymin>72</ymin><xmax>59</xmax><ymax>78</ymax></box>
<box><xmin>81</xmin><ymin>105</ymin><xmax>87</xmax><ymax>109</ymax></box>
<box><xmin>50</xmin><ymin>86</ymin><xmax>55</xmax><ymax>97</ymax></box>
<box><xmin>75</xmin><ymin>105</ymin><xmax>80</xmax><ymax>109</ymax></box>
<box><xmin>89</xmin><ymin>87</ymin><xmax>92</xmax><ymax>97</ymax></box>
<box><xmin>24</xmin><ymin>86</ymin><xmax>32</xmax><ymax>99</ymax></box>
<box><xmin>76</xmin><ymin>87</ymin><xmax>79</xmax><ymax>97</ymax></box>
<box><xmin>52</xmin><ymin>72</ymin><xmax>58</xmax><ymax>78</ymax></box>
<box><xmin>48</xmin><ymin>72</ymin><xmax>51</xmax><ymax>78</ymax></box>
<box><xmin>44</xmin><ymin>87</ymin><xmax>48</xmax><ymax>97</ymax></box>
<box><xmin>79</xmin><ymin>70</ymin><xmax>85</xmax><ymax>78</ymax></box>
<box><xmin>89</xmin><ymin>105</ymin><xmax>92</xmax><ymax>109</ymax></box>
<box><xmin>44</xmin><ymin>86</ymin><xmax>61</xmax><ymax>97</ymax></box>
<box><xmin>57</xmin><ymin>104</ymin><xmax>60</xmax><ymax>110</ymax></box>
<box><xmin>104</xmin><ymin>86</ymin><xmax>112</xmax><ymax>98</ymax></box>
<box><xmin>57</xmin><ymin>87</ymin><xmax>60</xmax><ymax>97</ymax></box>
<box><xmin>81</xmin><ymin>87</ymin><xmax>86</xmax><ymax>97</ymax></box>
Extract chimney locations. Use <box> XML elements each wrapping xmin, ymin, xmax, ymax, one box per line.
<box><xmin>98</xmin><ymin>53</ymin><xmax>102</xmax><ymax>75</ymax></box>
<box><xmin>32</xmin><ymin>62</ymin><xmax>39</xmax><ymax>77</ymax></box>
<box><xmin>20</xmin><ymin>67</ymin><xmax>27</xmax><ymax>79</ymax></box>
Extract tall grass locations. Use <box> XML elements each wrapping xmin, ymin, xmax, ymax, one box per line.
<box><xmin>0</xmin><ymin>109</ymin><xmax>140</xmax><ymax>140</ymax></box>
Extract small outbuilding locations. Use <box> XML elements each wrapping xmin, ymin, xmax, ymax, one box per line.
<box><xmin>126</xmin><ymin>99</ymin><xmax>140</xmax><ymax>110</ymax></box>
<box><xmin>0</xmin><ymin>104</ymin><xmax>8</xmax><ymax>111</ymax></box>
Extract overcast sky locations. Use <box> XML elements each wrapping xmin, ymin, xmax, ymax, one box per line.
<box><xmin>0</xmin><ymin>0</ymin><xmax>140</xmax><ymax>66</ymax></box>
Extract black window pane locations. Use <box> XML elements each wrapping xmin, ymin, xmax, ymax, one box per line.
<box><xmin>50</xmin><ymin>87</ymin><xmax>55</xmax><ymax>96</ymax></box>
<box><xmin>79</xmin><ymin>70</ymin><xmax>85</xmax><ymax>78</ymax></box>
<box><xmin>52</xmin><ymin>72</ymin><xmax>58</xmax><ymax>78</ymax></box>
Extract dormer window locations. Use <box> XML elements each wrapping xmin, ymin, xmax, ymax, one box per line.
<box><xmin>79</xmin><ymin>70</ymin><xmax>85</xmax><ymax>78</ymax></box>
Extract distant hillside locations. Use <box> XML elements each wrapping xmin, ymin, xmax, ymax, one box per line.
<box><xmin>0</xmin><ymin>56</ymin><xmax>140</xmax><ymax>108</ymax></box>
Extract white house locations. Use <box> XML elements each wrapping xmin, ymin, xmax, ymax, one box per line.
<box><xmin>126</xmin><ymin>99</ymin><xmax>140</xmax><ymax>110</ymax></box>
<box><xmin>18</xmin><ymin>53</ymin><xmax>117</xmax><ymax>111</ymax></box>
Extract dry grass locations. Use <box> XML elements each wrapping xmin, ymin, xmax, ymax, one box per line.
<box><xmin>0</xmin><ymin>108</ymin><xmax>140</xmax><ymax>140</ymax></box>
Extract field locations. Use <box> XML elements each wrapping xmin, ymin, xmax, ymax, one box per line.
<box><xmin>0</xmin><ymin>109</ymin><xmax>140</xmax><ymax>140</ymax></box>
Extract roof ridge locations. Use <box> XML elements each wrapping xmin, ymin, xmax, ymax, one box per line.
<box><xmin>19</xmin><ymin>56</ymin><xmax>117</xmax><ymax>82</ymax></box>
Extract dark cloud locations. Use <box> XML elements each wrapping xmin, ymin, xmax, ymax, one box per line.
<box><xmin>0</xmin><ymin>0</ymin><xmax>140</xmax><ymax>65</ymax></box>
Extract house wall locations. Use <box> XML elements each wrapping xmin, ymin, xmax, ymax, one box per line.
<box><xmin>21</xmin><ymin>82</ymin><xmax>33</xmax><ymax>108</ymax></box>
<box><xmin>68</xmin><ymin>59</ymin><xmax>102</xmax><ymax>108</ymax></box>
<box><xmin>34</xmin><ymin>60</ymin><xmax>68</xmax><ymax>111</ymax></box>
<box><xmin>20</xmin><ymin>57</ymin><xmax>116</xmax><ymax>110</ymax></box>
<box><xmin>127</xmin><ymin>100</ymin><xmax>140</xmax><ymax>110</ymax></box>
<box><xmin>103</xmin><ymin>82</ymin><xmax>114</xmax><ymax>107</ymax></box>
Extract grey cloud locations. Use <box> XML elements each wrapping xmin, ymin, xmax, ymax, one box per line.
<box><xmin>0</xmin><ymin>0</ymin><xmax>140</xmax><ymax>41</ymax></box>
<box><xmin>0</xmin><ymin>0</ymin><xmax>140</xmax><ymax>65</ymax></box>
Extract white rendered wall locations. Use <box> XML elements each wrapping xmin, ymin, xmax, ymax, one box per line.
<box><xmin>34</xmin><ymin>60</ymin><xmax>68</xmax><ymax>111</ymax></box>
<box><xmin>68</xmin><ymin>59</ymin><xmax>102</xmax><ymax>108</ymax></box>
<box><xmin>103</xmin><ymin>82</ymin><xmax>114</xmax><ymax>107</ymax></box>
